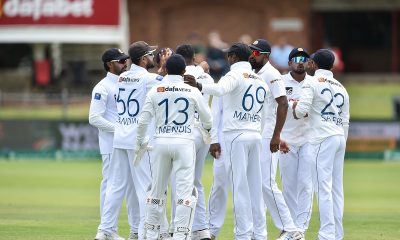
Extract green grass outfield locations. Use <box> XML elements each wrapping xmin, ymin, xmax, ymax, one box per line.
<box><xmin>0</xmin><ymin>159</ymin><xmax>399</xmax><ymax>240</ymax></box>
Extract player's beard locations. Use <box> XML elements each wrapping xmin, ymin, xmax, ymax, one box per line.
<box><xmin>249</xmin><ymin>58</ymin><xmax>263</xmax><ymax>71</ymax></box>
<box><xmin>293</xmin><ymin>67</ymin><xmax>305</xmax><ymax>74</ymax></box>
<box><xmin>146</xmin><ymin>61</ymin><xmax>155</xmax><ymax>70</ymax></box>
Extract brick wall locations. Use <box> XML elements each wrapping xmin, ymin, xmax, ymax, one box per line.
<box><xmin>128</xmin><ymin>0</ymin><xmax>311</xmax><ymax>50</ymax></box>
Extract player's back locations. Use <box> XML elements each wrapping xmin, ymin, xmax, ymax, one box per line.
<box><xmin>113</xmin><ymin>66</ymin><xmax>148</xmax><ymax>149</ymax></box>
<box><xmin>147</xmin><ymin>75</ymin><xmax>211</xmax><ymax>140</ymax></box>
<box><xmin>222</xmin><ymin>65</ymin><xmax>268</xmax><ymax>134</ymax></box>
<box><xmin>306</xmin><ymin>69</ymin><xmax>349</xmax><ymax>142</ymax></box>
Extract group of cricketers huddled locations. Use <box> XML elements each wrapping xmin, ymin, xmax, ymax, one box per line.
<box><xmin>89</xmin><ymin>38</ymin><xmax>349</xmax><ymax>240</ymax></box>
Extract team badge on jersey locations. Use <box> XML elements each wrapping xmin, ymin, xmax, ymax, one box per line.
<box><xmin>94</xmin><ymin>93</ymin><xmax>101</xmax><ymax>100</ymax></box>
<box><xmin>285</xmin><ymin>87</ymin><xmax>293</xmax><ymax>95</ymax></box>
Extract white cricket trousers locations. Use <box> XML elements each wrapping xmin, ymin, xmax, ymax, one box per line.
<box><xmin>170</xmin><ymin>129</ymin><xmax>210</xmax><ymax>232</ymax></box>
<box><xmin>261</xmin><ymin>138</ymin><xmax>297</xmax><ymax>232</ymax></box>
<box><xmin>146</xmin><ymin>138</ymin><xmax>196</xmax><ymax>240</ymax></box>
<box><xmin>208</xmin><ymin>140</ymin><xmax>228</xmax><ymax>237</ymax></box>
<box><xmin>224</xmin><ymin>131</ymin><xmax>266</xmax><ymax>240</ymax></box>
<box><xmin>279</xmin><ymin>143</ymin><xmax>314</xmax><ymax>232</ymax></box>
<box><xmin>311</xmin><ymin>135</ymin><xmax>345</xmax><ymax>240</ymax></box>
<box><xmin>100</xmin><ymin>153</ymin><xmax>140</xmax><ymax>233</ymax></box>
<box><xmin>99</xmin><ymin>148</ymin><xmax>151</xmax><ymax>239</ymax></box>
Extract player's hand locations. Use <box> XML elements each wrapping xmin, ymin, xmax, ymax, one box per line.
<box><xmin>279</xmin><ymin>140</ymin><xmax>290</xmax><ymax>154</ymax></box>
<box><xmin>184</xmin><ymin>74</ymin><xmax>197</xmax><ymax>88</ymax></box>
<box><xmin>270</xmin><ymin>135</ymin><xmax>280</xmax><ymax>153</ymax></box>
<box><xmin>209</xmin><ymin>143</ymin><xmax>221</xmax><ymax>159</ymax></box>
<box><xmin>157</xmin><ymin>48</ymin><xmax>173</xmax><ymax>76</ymax></box>
<box><xmin>292</xmin><ymin>101</ymin><xmax>300</xmax><ymax>119</ymax></box>
<box><xmin>199</xmin><ymin>61</ymin><xmax>210</xmax><ymax>73</ymax></box>
<box><xmin>159</xmin><ymin>48</ymin><xmax>172</xmax><ymax>65</ymax></box>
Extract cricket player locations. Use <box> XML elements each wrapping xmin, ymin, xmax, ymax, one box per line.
<box><xmin>95</xmin><ymin>41</ymin><xmax>164</xmax><ymax>240</ymax></box>
<box><xmin>293</xmin><ymin>49</ymin><xmax>350</xmax><ymax>240</ymax></box>
<box><xmin>280</xmin><ymin>48</ymin><xmax>314</xmax><ymax>234</ymax></box>
<box><xmin>249</xmin><ymin>39</ymin><xmax>304</xmax><ymax>240</ymax></box>
<box><xmin>90</xmin><ymin>48</ymin><xmax>136</xmax><ymax>240</ymax></box>
<box><xmin>207</xmin><ymin>96</ymin><xmax>229</xmax><ymax>240</ymax></box>
<box><xmin>169</xmin><ymin>44</ymin><xmax>214</xmax><ymax>240</ymax></box>
<box><xmin>135</xmin><ymin>54</ymin><xmax>213</xmax><ymax>240</ymax></box>
<box><xmin>190</xmin><ymin>43</ymin><xmax>268</xmax><ymax>240</ymax></box>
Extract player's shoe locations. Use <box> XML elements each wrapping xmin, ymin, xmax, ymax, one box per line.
<box><xmin>95</xmin><ymin>230</ymin><xmax>125</xmax><ymax>240</ymax></box>
<box><xmin>128</xmin><ymin>232</ymin><xmax>138</xmax><ymax>240</ymax></box>
<box><xmin>210</xmin><ymin>235</ymin><xmax>216</xmax><ymax>240</ymax></box>
<box><xmin>276</xmin><ymin>230</ymin><xmax>305</xmax><ymax>240</ymax></box>
<box><xmin>191</xmin><ymin>229</ymin><xmax>211</xmax><ymax>240</ymax></box>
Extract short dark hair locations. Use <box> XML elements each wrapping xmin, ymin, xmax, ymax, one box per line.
<box><xmin>227</xmin><ymin>43</ymin><xmax>251</xmax><ymax>62</ymax></box>
<box><xmin>311</xmin><ymin>49</ymin><xmax>335</xmax><ymax>70</ymax></box>
<box><xmin>166</xmin><ymin>54</ymin><xmax>186</xmax><ymax>75</ymax></box>
<box><xmin>176</xmin><ymin>44</ymin><xmax>194</xmax><ymax>63</ymax></box>
<box><xmin>103</xmin><ymin>62</ymin><xmax>109</xmax><ymax>71</ymax></box>
<box><xmin>131</xmin><ymin>58</ymin><xmax>140</xmax><ymax>66</ymax></box>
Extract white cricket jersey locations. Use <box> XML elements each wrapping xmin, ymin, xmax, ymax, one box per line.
<box><xmin>88</xmin><ymin>72</ymin><xmax>118</xmax><ymax>154</ymax></box>
<box><xmin>281</xmin><ymin>73</ymin><xmax>312</xmax><ymax>146</ymax></box>
<box><xmin>257</xmin><ymin>61</ymin><xmax>287</xmax><ymax>138</ymax></box>
<box><xmin>113</xmin><ymin>64</ymin><xmax>163</xmax><ymax>149</ymax></box>
<box><xmin>185</xmin><ymin>65</ymin><xmax>214</xmax><ymax>104</ymax></box>
<box><xmin>295</xmin><ymin>69</ymin><xmax>350</xmax><ymax>144</ymax></box>
<box><xmin>210</xmin><ymin>96</ymin><xmax>224</xmax><ymax>144</ymax></box>
<box><xmin>136</xmin><ymin>75</ymin><xmax>212</xmax><ymax>142</ymax></box>
<box><xmin>202</xmin><ymin>61</ymin><xmax>269</xmax><ymax>134</ymax></box>
<box><xmin>185</xmin><ymin>65</ymin><xmax>214</xmax><ymax>138</ymax></box>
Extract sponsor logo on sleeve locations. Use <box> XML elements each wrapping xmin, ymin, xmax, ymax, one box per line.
<box><xmin>94</xmin><ymin>93</ymin><xmax>101</xmax><ymax>100</ymax></box>
<box><xmin>270</xmin><ymin>79</ymin><xmax>280</xmax><ymax>84</ymax></box>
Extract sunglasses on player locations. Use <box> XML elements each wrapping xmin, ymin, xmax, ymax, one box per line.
<box><xmin>142</xmin><ymin>51</ymin><xmax>155</xmax><ymax>57</ymax></box>
<box><xmin>291</xmin><ymin>56</ymin><xmax>309</xmax><ymax>63</ymax></box>
<box><xmin>110</xmin><ymin>59</ymin><xmax>128</xmax><ymax>64</ymax></box>
<box><xmin>251</xmin><ymin>50</ymin><xmax>270</xmax><ymax>57</ymax></box>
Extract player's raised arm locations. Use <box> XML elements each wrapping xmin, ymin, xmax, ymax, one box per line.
<box><xmin>201</xmin><ymin>73</ymin><xmax>238</xmax><ymax>97</ymax></box>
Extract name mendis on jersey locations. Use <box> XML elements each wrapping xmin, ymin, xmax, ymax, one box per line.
<box><xmin>117</xmin><ymin>116</ymin><xmax>138</xmax><ymax>125</ymax></box>
<box><xmin>233</xmin><ymin>110</ymin><xmax>261</xmax><ymax>122</ymax></box>
<box><xmin>158</xmin><ymin>125</ymin><xmax>192</xmax><ymax>134</ymax></box>
<box><xmin>321</xmin><ymin>115</ymin><xmax>343</xmax><ymax>126</ymax></box>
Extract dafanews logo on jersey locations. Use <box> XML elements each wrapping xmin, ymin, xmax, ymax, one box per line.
<box><xmin>242</xmin><ymin>73</ymin><xmax>260</xmax><ymax>80</ymax></box>
<box><xmin>157</xmin><ymin>86</ymin><xmax>191</xmax><ymax>93</ymax></box>
<box><xmin>0</xmin><ymin>0</ymin><xmax>94</xmax><ymax>21</ymax></box>
<box><xmin>119</xmin><ymin>76</ymin><xmax>140</xmax><ymax>83</ymax></box>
